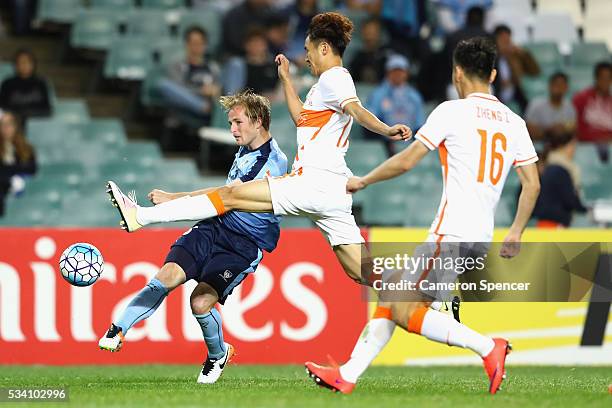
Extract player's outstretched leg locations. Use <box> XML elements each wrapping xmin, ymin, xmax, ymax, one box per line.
<box><xmin>191</xmin><ymin>283</ymin><xmax>235</xmax><ymax>384</ymax></box>
<box><xmin>392</xmin><ymin>302</ymin><xmax>510</xmax><ymax>395</ymax></box>
<box><xmin>98</xmin><ymin>263</ymin><xmax>185</xmax><ymax>352</ymax></box>
<box><xmin>305</xmin><ymin>305</ymin><xmax>395</xmax><ymax>394</ymax></box>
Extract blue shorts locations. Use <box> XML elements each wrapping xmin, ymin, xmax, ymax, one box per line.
<box><xmin>164</xmin><ymin>219</ymin><xmax>263</xmax><ymax>304</ymax></box>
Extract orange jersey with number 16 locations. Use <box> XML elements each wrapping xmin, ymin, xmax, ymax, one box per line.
<box><xmin>415</xmin><ymin>92</ymin><xmax>538</xmax><ymax>242</ymax></box>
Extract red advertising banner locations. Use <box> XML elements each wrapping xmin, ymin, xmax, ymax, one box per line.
<box><xmin>0</xmin><ymin>228</ymin><xmax>368</xmax><ymax>365</ymax></box>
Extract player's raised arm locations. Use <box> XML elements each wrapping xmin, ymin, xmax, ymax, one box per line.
<box><xmin>275</xmin><ymin>54</ymin><xmax>303</xmax><ymax>125</ymax></box>
<box><xmin>346</xmin><ymin>140</ymin><xmax>429</xmax><ymax>193</ymax></box>
<box><xmin>343</xmin><ymin>101</ymin><xmax>412</xmax><ymax>141</ymax></box>
<box><xmin>500</xmin><ymin>163</ymin><xmax>540</xmax><ymax>258</ymax></box>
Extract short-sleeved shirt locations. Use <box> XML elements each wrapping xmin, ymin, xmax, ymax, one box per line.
<box><xmin>221</xmin><ymin>138</ymin><xmax>288</xmax><ymax>252</ymax></box>
<box><xmin>295</xmin><ymin>66</ymin><xmax>359</xmax><ymax>177</ymax></box>
<box><xmin>415</xmin><ymin>92</ymin><xmax>537</xmax><ymax>242</ymax></box>
<box><xmin>366</xmin><ymin>81</ymin><xmax>425</xmax><ymax>130</ymax></box>
<box><xmin>525</xmin><ymin>97</ymin><xmax>576</xmax><ymax>129</ymax></box>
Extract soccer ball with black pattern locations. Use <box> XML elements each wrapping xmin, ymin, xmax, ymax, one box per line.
<box><xmin>59</xmin><ymin>243</ymin><xmax>104</xmax><ymax>287</ymax></box>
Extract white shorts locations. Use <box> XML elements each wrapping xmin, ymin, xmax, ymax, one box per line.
<box><xmin>266</xmin><ymin>167</ymin><xmax>365</xmax><ymax>246</ymax></box>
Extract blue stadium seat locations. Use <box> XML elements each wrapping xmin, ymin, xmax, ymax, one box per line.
<box><xmin>570</xmin><ymin>42</ymin><xmax>610</xmax><ymax>68</ymax></box>
<box><xmin>53</xmin><ymin>99</ymin><xmax>90</xmax><ymax>124</ymax></box>
<box><xmin>141</xmin><ymin>0</ymin><xmax>186</xmax><ymax>9</ymax></box>
<box><xmin>90</xmin><ymin>0</ymin><xmax>134</xmax><ymax>8</ymax></box>
<box><xmin>36</xmin><ymin>0</ymin><xmax>81</xmax><ymax>24</ymax></box>
<box><xmin>104</xmin><ymin>38</ymin><xmax>154</xmax><ymax>80</ymax></box>
<box><xmin>70</xmin><ymin>9</ymin><xmax>119</xmax><ymax>51</ymax></box>
<box><xmin>125</xmin><ymin>9</ymin><xmax>173</xmax><ymax>39</ymax></box>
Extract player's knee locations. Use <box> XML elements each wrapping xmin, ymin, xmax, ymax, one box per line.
<box><xmin>155</xmin><ymin>263</ymin><xmax>186</xmax><ymax>291</ymax></box>
<box><xmin>390</xmin><ymin>301</ymin><xmax>431</xmax><ymax>332</ymax></box>
<box><xmin>190</xmin><ymin>293</ymin><xmax>217</xmax><ymax>315</ymax></box>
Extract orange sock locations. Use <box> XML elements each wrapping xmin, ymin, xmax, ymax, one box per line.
<box><xmin>206</xmin><ymin>191</ymin><xmax>227</xmax><ymax>215</ymax></box>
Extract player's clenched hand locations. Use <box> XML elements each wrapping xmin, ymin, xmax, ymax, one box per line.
<box><xmin>148</xmin><ymin>189</ymin><xmax>173</xmax><ymax>205</ymax></box>
<box><xmin>387</xmin><ymin>124</ymin><xmax>412</xmax><ymax>141</ymax></box>
<box><xmin>346</xmin><ymin>177</ymin><xmax>366</xmax><ymax>193</ymax></box>
<box><xmin>499</xmin><ymin>232</ymin><xmax>521</xmax><ymax>258</ymax></box>
<box><xmin>275</xmin><ymin>54</ymin><xmax>291</xmax><ymax>81</ymax></box>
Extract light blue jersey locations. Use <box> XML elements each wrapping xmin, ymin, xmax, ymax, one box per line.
<box><xmin>221</xmin><ymin>138</ymin><xmax>288</xmax><ymax>252</ymax></box>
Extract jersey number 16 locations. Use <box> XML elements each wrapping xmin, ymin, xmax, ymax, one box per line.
<box><xmin>477</xmin><ymin>129</ymin><xmax>507</xmax><ymax>185</ymax></box>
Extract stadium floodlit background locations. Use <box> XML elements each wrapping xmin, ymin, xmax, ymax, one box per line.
<box><xmin>0</xmin><ymin>0</ymin><xmax>610</xmax><ymax>407</ymax></box>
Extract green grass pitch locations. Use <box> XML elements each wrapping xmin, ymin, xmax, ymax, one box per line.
<box><xmin>1</xmin><ymin>365</ymin><xmax>610</xmax><ymax>408</ymax></box>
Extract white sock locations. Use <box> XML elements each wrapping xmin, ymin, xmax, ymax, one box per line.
<box><xmin>339</xmin><ymin>318</ymin><xmax>396</xmax><ymax>383</ymax></box>
<box><xmin>136</xmin><ymin>195</ymin><xmax>220</xmax><ymax>226</ymax></box>
<box><xmin>419</xmin><ymin>309</ymin><xmax>494</xmax><ymax>357</ymax></box>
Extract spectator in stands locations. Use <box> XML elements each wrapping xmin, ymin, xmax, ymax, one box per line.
<box><xmin>421</xmin><ymin>5</ymin><xmax>489</xmax><ymax>101</ymax></box>
<box><xmin>572</xmin><ymin>61</ymin><xmax>611</xmax><ymax>162</ymax></box>
<box><xmin>157</xmin><ymin>26</ymin><xmax>221</xmax><ymax>128</ymax></box>
<box><xmin>266</xmin><ymin>13</ymin><xmax>291</xmax><ymax>57</ymax></box>
<box><xmin>0</xmin><ymin>111</ymin><xmax>36</xmax><ymax>216</ymax></box>
<box><xmin>533</xmin><ymin>133</ymin><xmax>587</xmax><ymax>228</ymax></box>
<box><xmin>377</xmin><ymin>0</ymin><xmax>429</xmax><ymax>61</ymax></box>
<box><xmin>221</xmin><ymin>0</ymin><xmax>274</xmax><ymax>57</ymax></box>
<box><xmin>348</xmin><ymin>18</ymin><xmax>391</xmax><ymax>84</ymax></box>
<box><xmin>0</xmin><ymin>48</ymin><xmax>51</xmax><ymax>118</ymax></box>
<box><xmin>223</xmin><ymin>28</ymin><xmax>279</xmax><ymax>100</ymax></box>
<box><xmin>365</xmin><ymin>54</ymin><xmax>424</xmax><ymax>156</ymax></box>
<box><xmin>432</xmin><ymin>0</ymin><xmax>492</xmax><ymax>35</ymax></box>
<box><xmin>285</xmin><ymin>0</ymin><xmax>319</xmax><ymax>63</ymax></box>
<box><xmin>492</xmin><ymin>25</ymin><xmax>539</xmax><ymax>114</ymax></box>
<box><xmin>526</xmin><ymin>72</ymin><xmax>576</xmax><ymax>142</ymax></box>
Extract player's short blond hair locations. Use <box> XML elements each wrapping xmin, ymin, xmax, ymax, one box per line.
<box><xmin>219</xmin><ymin>90</ymin><xmax>271</xmax><ymax>131</ymax></box>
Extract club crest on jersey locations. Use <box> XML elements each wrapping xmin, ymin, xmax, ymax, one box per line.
<box><xmin>219</xmin><ymin>270</ymin><xmax>233</xmax><ymax>282</ymax></box>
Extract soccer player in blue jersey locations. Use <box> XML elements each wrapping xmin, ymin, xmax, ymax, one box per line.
<box><xmin>99</xmin><ymin>91</ymin><xmax>288</xmax><ymax>384</ymax></box>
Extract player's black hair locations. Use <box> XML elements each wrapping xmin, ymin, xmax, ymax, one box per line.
<box><xmin>549</xmin><ymin>71</ymin><xmax>568</xmax><ymax>84</ymax></box>
<box><xmin>183</xmin><ymin>25</ymin><xmax>208</xmax><ymax>43</ymax></box>
<box><xmin>466</xmin><ymin>6</ymin><xmax>485</xmax><ymax>27</ymax></box>
<box><xmin>594</xmin><ymin>61</ymin><xmax>612</xmax><ymax>78</ymax></box>
<box><xmin>307</xmin><ymin>12</ymin><xmax>353</xmax><ymax>57</ymax></box>
<box><xmin>493</xmin><ymin>24</ymin><xmax>512</xmax><ymax>37</ymax></box>
<box><xmin>453</xmin><ymin>37</ymin><xmax>497</xmax><ymax>82</ymax></box>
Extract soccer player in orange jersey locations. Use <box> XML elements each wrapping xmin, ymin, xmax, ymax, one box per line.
<box><xmin>107</xmin><ymin>14</ymin><xmax>410</xmax><ymax>290</ymax></box>
<box><xmin>305</xmin><ymin>37</ymin><xmax>541</xmax><ymax>395</ymax></box>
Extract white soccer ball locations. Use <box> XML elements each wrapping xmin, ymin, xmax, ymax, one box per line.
<box><xmin>59</xmin><ymin>243</ymin><xmax>104</xmax><ymax>287</ymax></box>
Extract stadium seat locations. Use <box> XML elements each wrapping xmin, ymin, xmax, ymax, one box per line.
<box><xmin>362</xmin><ymin>180</ymin><xmax>410</xmax><ymax>226</ymax></box>
<box><xmin>0</xmin><ymin>63</ymin><xmax>14</xmax><ymax>83</ymax></box>
<box><xmin>345</xmin><ymin>140</ymin><xmax>387</xmax><ymax>175</ymax></box>
<box><xmin>536</xmin><ymin>0</ymin><xmax>583</xmax><ymax>26</ymax></box>
<box><xmin>70</xmin><ymin>9</ymin><xmax>119</xmax><ymax>51</ymax></box>
<box><xmin>178</xmin><ymin>10</ymin><xmax>222</xmax><ymax>55</ymax></box>
<box><xmin>104</xmin><ymin>38</ymin><xmax>154</xmax><ymax>80</ymax></box>
<box><xmin>570</xmin><ymin>42</ymin><xmax>610</xmax><ymax>67</ymax></box>
<box><xmin>53</xmin><ymin>99</ymin><xmax>90</xmax><ymax>124</ymax></box>
<box><xmin>90</xmin><ymin>0</ymin><xmax>134</xmax><ymax>8</ymax></box>
<box><xmin>140</xmin><ymin>67</ymin><xmax>165</xmax><ymax>107</ymax></box>
<box><xmin>155</xmin><ymin>159</ymin><xmax>199</xmax><ymax>183</ymax></box>
<box><xmin>141</xmin><ymin>0</ymin><xmax>186</xmax><ymax>9</ymax></box>
<box><xmin>567</xmin><ymin>66</ymin><xmax>593</xmax><ymax>95</ymax></box>
<box><xmin>117</xmin><ymin>141</ymin><xmax>162</xmax><ymax>167</ymax></box>
<box><xmin>4</xmin><ymin>199</ymin><xmax>61</xmax><ymax>226</ymax></box>
<box><xmin>26</xmin><ymin>119</ymin><xmax>82</xmax><ymax>147</ymax></box>
<box><xmin>280</xmin><ymin>216</ymin><xmax>314</xmax><ymax>228</ymax></box>
<box><xmin>154</xmin><ymin>37</ymin><xmax>185</xmax><ymax>66</ymax></box>
<box><xmin>59</xmin><ymin>194</ymin><xmax>120</xmax><ymax>227</ymax></box>
<box><xmin>523</xmin><ymin>42</ymin><xmax>563</xmax><ymax>73</ymax></box>
<box><xmin>522</xmin><ymin>76</ymin><xmax>549</xmax><ymax>100</ymax></box>
<box><xmin>36</xmin><ymin>0</ymin><xmax>81</xmax><ymax>24</ymax></box>
<box><xmin>39</xmin><ymin>163</ymin><xmax>86</xmax><ymax>187</ymax></box>
<box><xmin>125</xmin><ymin>9</ymin><xmax>173</xmax><ymax>39</ymax></box>
<box><xmin>80</xmin><ymin>119</ymin><xmax>127</xmax><ymax>146</ymax></box>
<box><xmin>532</xmin><ymin>13</ymin><xmax>578</xmax><ymax>53</ymax></box>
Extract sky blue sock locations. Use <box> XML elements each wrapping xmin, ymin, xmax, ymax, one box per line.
<box><xmin>194</xmin><ymin>308</ymin><xmax>226</xmax><ymax>359</ymax></box>
<box><xmin>115</xmin><ymin>278</ymin><xmax>168</xmax><ymax>334</ymax></box>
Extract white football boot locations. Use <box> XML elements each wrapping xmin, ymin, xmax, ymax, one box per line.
<box><xmin>98</xmin><ymin>323</ymin><xmax>125</xmax><ymax>352</ymax></box>
<box><xmin>106</xmin><ymin>180</ymin><xmax>143</xmax><ymax>232</ymax></box>
<box><xmin>197</xmin><ymin>343</ymin><xmax>235</xmax><ymax>384</ymax></box>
